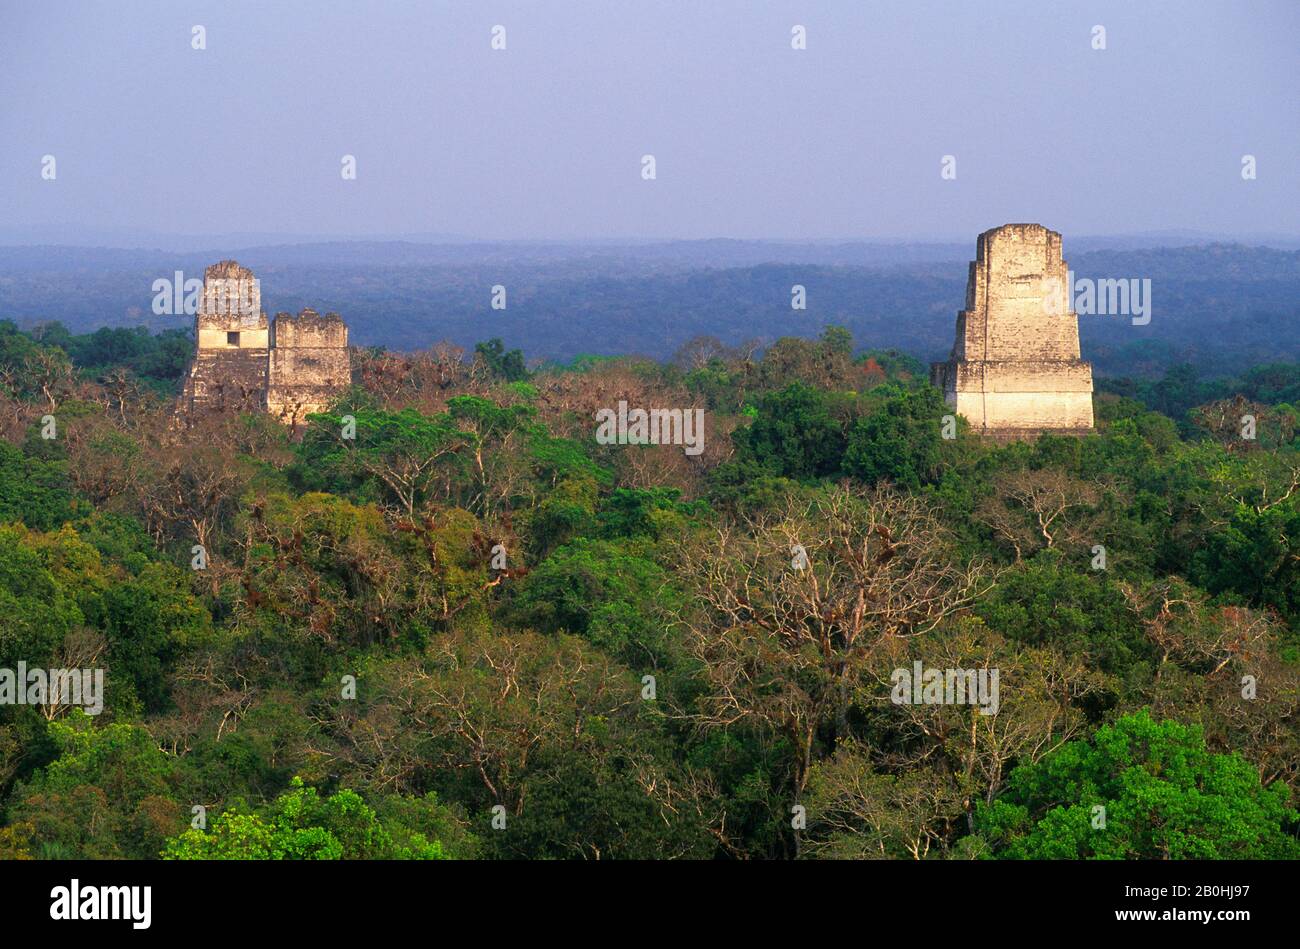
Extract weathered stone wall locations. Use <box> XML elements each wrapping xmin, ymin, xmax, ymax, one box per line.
<box><xmin>266</xmin><ymin>308</ymin><xmax>351</xmax><ymax>427</ymax></box>
<box><xmin>178</xmin><ymin>264</ymin><xmax>351</xmax><ymax>427</ymax></box>
<box><xmin>931</xmin><ymin>224</ymin><xmax>1094</xmax><ymax>435</ymax></box>
<box><xmin>179</xmin><ymin>261</ymin><xmax>269</xmax><ymax>416</ymax></box>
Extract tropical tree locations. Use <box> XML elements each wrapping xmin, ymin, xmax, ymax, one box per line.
<box><xmin>972</xmin><ymin>711</ymin><xmax>1300</xmax><ymax>859</ymax></box>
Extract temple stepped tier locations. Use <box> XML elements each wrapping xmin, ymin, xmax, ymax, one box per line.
<box><xmin>177</xmin><ymin>261</ymin><xmax>351</xmax><ymax>428</ymax></box>
<box><xmin>930</xmin><ymin>224</ymin><xmax>1094</xmax><ymax>439</ymax></box>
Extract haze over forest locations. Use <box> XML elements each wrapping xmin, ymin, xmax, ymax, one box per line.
<box><xmin>1</xmin><ymin>237</ymin><xmax>1296</xmax><ymax>379</ymax></box>
<box><xmin>5</xmin><ymin>2</ymin><xmax>1294</xmax><ymax>379</ymax></box>
<box><xmin>0</xmin><ymin>0</ymin><xmax>1298</xmax><ymax>881</ymax></box>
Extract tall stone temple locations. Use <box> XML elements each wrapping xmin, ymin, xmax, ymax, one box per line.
<box><xmin>930</xmin><ymin>224</ymin><xmax>1094</xmax><ymax>438</ymax></box>
<box><xmin>177</xmin><ymin>261</ymin><xmax>351</xmax><ymax>428</ymax></box>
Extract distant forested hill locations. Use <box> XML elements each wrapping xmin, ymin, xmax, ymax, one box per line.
<box><xmin>0</xmin><ymin>241</ymin><xmax>1295</xmax><ymax>377</ymax></box>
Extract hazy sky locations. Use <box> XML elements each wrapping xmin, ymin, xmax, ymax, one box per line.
<box><xmin>2</xmin><ymin>0</ymin><xmax>1297</xmax><ymax>241</ymax></box>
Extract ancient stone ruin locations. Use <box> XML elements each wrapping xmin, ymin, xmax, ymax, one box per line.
<box><xmin>177</xmin><ymin>261</ymin><xmax>351</xmax><ymax>427</ymax></box>
<box><xmin>930</xmin><ymin>224</ymin><xmax>1094</xmax><ymax>438</ymax></box>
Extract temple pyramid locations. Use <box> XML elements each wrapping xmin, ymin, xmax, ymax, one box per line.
<box><xmin>930</xmin><ymin>224</ymin><xmax>1093</xmax><ymax>438</ymax></box>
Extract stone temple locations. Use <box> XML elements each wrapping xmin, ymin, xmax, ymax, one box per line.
<box><xmin>930</xmin><ymin>224</ymin><xmax>1093</xmax><ymax>438</ymax></box>
<box><xmin>177</xmin><ymin>261</ymin><xmax>351</xmax><ymax>427</ymax></box>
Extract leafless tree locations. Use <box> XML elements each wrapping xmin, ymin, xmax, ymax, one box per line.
<box><xmin>39</xmin><ymin>628</ymin><xmax>108</xmax><ymax>722</ymax></box>
<box><xmin>673</xmin><ymin>483</ymin><xmax>996</xmax><ymax>795</ymax></box>
<box><xmin>975</xmin><ymin>468</ymin><xmax>1102</xmax><ymax>561</ymax></box>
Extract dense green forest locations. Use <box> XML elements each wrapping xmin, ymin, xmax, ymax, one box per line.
<box><xmin>0</xmin><ymin>318</ymin><xmax>1297</xmax><ymax>860</ymax></box>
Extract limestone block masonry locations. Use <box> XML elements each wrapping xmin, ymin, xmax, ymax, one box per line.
<box><xmin>178</xmin><ymin>261</ymin><xmax>351</xmax><ymax>427</ymax></box>
<box><xmin>267</xmin><ymin>307</ymin><xmax>351</xmax><ymax>424</ymax></box>
<box><xmin>930</xmin><ymin>224</ymin><xmax>1094</xmax><ymax>438</ymax></box>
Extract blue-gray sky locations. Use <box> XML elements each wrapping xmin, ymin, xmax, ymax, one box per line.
<box><xmin>2</xmin><ymin>0</ymin><xmax>1296</xmax><ymax>242</ymax></box>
